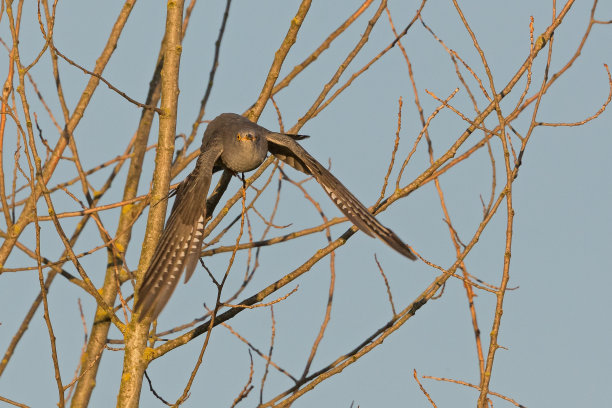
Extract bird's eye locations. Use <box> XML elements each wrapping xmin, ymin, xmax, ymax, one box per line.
<box><xmin>236</xmin><ymin>133</ymin><xmax>241</xmax><ymax>140</ymax></box>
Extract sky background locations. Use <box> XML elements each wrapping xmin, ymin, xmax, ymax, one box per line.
<box><xmin>1</xmin><ymin>1</ymin><xmax>611</xmax><ymax>407</ymax></box>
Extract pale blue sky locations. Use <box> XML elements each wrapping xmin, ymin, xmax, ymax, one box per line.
<box><xmin>1</xmin><ymin>1</ymin><xmax>611</xmax><ymax>407</ymax></box>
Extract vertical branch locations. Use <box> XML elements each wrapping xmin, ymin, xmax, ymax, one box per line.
<box><xmin>116</xmin><ymin>1</ymin><xmax>185</xmax><ymax>407</ymax></box>
<box><xmin>0</xmin><ymin>31</ymin><xmax>16</xmax><ymax>228</ymax></box>
<box><xmin>448</xmin><ymin>2</ymin><xmax>507</xmax><ymax>404</ymax></box>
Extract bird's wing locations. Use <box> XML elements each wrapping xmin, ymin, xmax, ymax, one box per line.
<box><xmin>266</xmin><ymin>132</ymin><xmax>416</xmax><ymax>260</ymax></box>
<box><xmin>135</xmin><ymin>142</ymin><xmax>224</xmax><ymax>320</ymax></box>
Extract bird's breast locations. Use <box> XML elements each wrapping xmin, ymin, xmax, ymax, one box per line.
<box><xmin>221</xmin><ymin>138</ymin><xmax>268</xmax><ymax>172</ymax></box>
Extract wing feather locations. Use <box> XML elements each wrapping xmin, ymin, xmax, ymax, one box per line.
<box><xmin>266</xmin><ymin>132</ymin><xmax>416</xmax><ymax>260</ymax></box>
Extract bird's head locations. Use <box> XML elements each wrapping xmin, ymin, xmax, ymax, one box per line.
<box><xmin>219</xmin><ymin>126</ymin><xmax>268</xmax><ymax>172</ymax></box>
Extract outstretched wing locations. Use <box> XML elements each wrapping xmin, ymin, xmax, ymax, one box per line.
<box><xmin>135</xmin><ymin>142</ymin><xmax>224</xmax><ymax>320</ymax></box>
<box><xmin>266</xmin><ymin>132</ymin><xmax>416</xmax><ymax>260</ymax></box>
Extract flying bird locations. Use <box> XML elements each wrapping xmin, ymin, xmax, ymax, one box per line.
<box><xmin>136</xmin><ymin>113</ymin><xmax>416</xmax><ymax>319</ymax></box>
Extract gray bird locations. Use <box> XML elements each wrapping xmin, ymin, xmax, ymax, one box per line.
<box><xmin>136</xmin><ymin>113</ymin><xmax>416</xmax><ymax>319</ymax></box>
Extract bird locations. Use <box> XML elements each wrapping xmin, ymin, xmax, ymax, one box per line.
<box><xmin>135</xmin><ymin>113</ymin><xmax>416</xmax><ymax>320</ymax></box>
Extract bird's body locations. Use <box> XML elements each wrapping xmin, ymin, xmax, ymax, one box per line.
<box><xmin>135</xmin><ymin>113</ymin><xmax>415</xmax><ymax>320</ymax></box>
